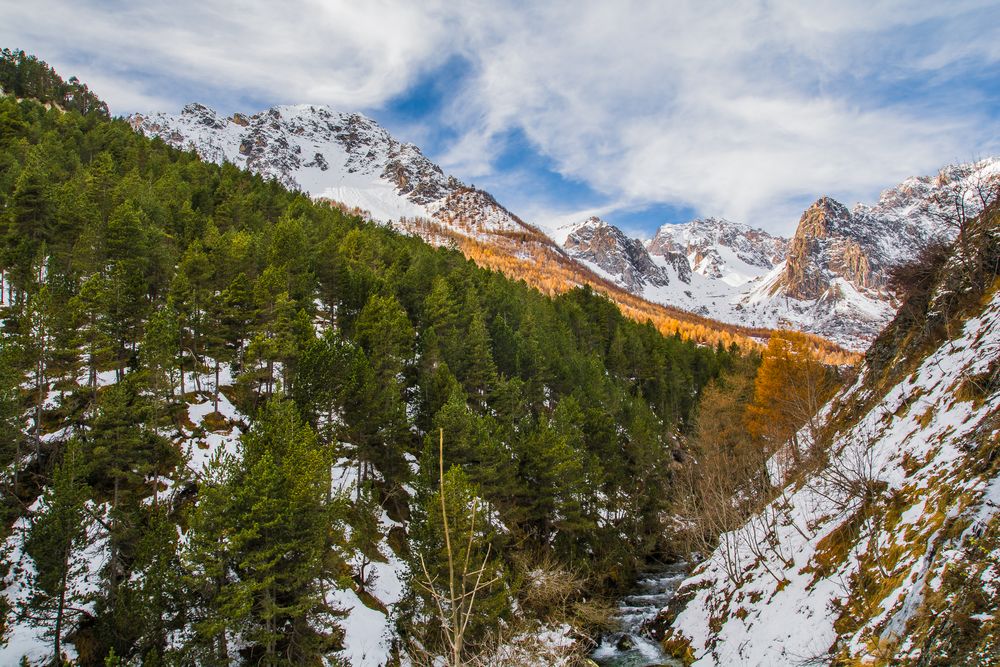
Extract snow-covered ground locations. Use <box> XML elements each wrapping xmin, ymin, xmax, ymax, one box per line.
<box><xmin>667</xmin><ymin>285</ymin><xmax>1000</xmax><ymax>665</ymax></box>
<box><xmin>0</xmin><ymin>361</ymin><xmax>411</xmax><ymax>666</ymax></box>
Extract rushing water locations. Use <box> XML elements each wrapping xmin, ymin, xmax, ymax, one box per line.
<box><xmin>590</xmin><ymin>564</ymin><xmax>688</xmax><ymax>667</ymax></box>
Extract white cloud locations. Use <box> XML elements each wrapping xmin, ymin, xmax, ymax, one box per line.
<box><xmin>1</xmin><ymin>0</ymin><xmax>454</xmax><ymax>111</ymax></box>
<box><xmin>3</xmin><ymin>0</ymin><xmax>998</xmax><ymax>234</ymax></box>
<box><xmin>439</xmin><ymin>0</ymin><xmax>1000</xmax><ymax>233</ymax></box>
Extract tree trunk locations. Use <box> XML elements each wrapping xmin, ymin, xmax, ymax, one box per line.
<box><xmin>35</xmin><ymin>357</ymin><xmax>44</xmax><ymax>459</ymax></box>
<box><xmin>53</xmin><ymin>544</ymin><xmax>70</xmax><ymax>666</ymax></box>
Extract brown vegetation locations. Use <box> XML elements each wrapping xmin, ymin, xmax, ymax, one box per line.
<box><xmin>387</xmin><ymin>212</ymin><xmax>857</xmax><ymax>364</ymax></box>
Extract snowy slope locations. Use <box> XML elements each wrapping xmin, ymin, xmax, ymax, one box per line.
<box><xmin>0</xmin><ymin>361</ymin><xmax>407</xmax><ymax>667</ymax></box>
<box><xmin>662</xmin><ymin>220</ymin><xmax>1000</xmax><ymax>664</ymax></box>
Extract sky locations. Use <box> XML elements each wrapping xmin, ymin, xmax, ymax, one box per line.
<box><xmin>3</xmin><ymin>0</ymin><xmax>1000</xmax><ymax>238</ymax></box>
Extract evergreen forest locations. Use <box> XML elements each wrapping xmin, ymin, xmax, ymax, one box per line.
<box><xmin>0</xmin><ymin>50</ymin><xmax>777</xmax><ymax>665</ymax></box>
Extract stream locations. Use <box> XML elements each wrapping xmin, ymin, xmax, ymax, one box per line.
<box><xmin>590</xmin><ymin>564</ymin><xmax>688</xmax><ymax>667</ymax></box>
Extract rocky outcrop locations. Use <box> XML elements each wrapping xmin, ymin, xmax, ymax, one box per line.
<box><xmin>563</xmin><ymin>217</ymin><xmax>672</xmax><ymax>291</ymax></box>
<box><xmin>780</xmin><ymin>197</ymin><xmax>879</xmax><ymax>300</ymax></box>
<box><xmin>556</xmin><ymin>160</ymin><xmax>998</xmax><ymax>351</ymax></box>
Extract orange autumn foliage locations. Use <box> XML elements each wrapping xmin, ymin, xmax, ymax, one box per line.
<box><xmin>745</xmin><ymin>330</ymin><xmax>841</xmax><ymax>456</ymax></box>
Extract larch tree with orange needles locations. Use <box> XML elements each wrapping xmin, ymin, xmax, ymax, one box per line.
<box><xmin>745</xmin><ymin>330</ymin><xmax>839</xmax><ymax>463</ymax></box>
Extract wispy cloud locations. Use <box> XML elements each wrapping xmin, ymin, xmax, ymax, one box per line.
<box><xmin>3</xmin><ymin>0</ymin><xmax>998</xmax><ymax>234</ymax></box>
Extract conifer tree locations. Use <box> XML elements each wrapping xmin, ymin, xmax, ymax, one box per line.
<box><xmin>339</xmin><ymin>347</ymin><xmax>409</xmax><ymax>485</ymax></box>
<box><xmin>424</xmin><ymin>276</ymin><xmax>460</xmax><ymax>367</ymax></box>
<box><xmin>0</xmin><ymin>340</ymin><xmax>22</xmax><ymax>496</ymax></box>
<box><xmin>24</xmin><ymin>439</ymin><xmax>91</xmax><ymax>666</ymax></box>
<box><xmin>141</xmin><ymin>302</ymin><xmax>182</xmax><ymax>401</ymax></box>
<box><xmin>460</xmin><ymin>310</ymin><xmax>496</xmax><ymax>406</ymax></box>
<box><xmin>355</xmin><ymin>293</ymin><xmax>415</xmax><ymax>385</ymax></box>
<box><xmin>4</xmin><ymin>162</ymin><xmax>51</xmax><ymax>296</ymax></box>
<box><xmin>185</xmin><ymin>396</ymin><xmax>345</xmax><ymax>664</ymax></box>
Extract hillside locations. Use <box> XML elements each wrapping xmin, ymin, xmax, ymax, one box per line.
<box><xmin>660</xmin><ymin>201</ymin><xmax>1000</xmax><ymax>664</ymax></box>
<box><xmin>128</xmin><ymin>101</ymin><xmax>856</xmax><ymax>359</ymax></box>
<box><xmin>0</xmin><ymin>60</ymin><xmax>750</xmax><ymax>665</ymax></box>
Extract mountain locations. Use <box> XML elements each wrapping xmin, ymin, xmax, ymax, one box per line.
<box><xmin>559</xmin><ymin>159</ymin><xmax>1000</xmax><ymax>350</ymax></box>
<box><xmin>559</xmin><ymin>216</ymin><xmax>675</xmax><ymax>291</ymax></box>
<box><xmin>560</xmin><ymin>216</ymin><xmax>795</xmax><ymax>332</ymax></box>
<box><xmin>130</xmin><ymin>103</ymin><xmax>537</xmax><ymax>242</ymax></box>
<box><xmin>130</xmin><ymin>102</ymin><xmax>812</xmax><ymax>354</ymax></box>
<box><xmin>659</xmin><ymin>200</ymin><xmax>1000</xmax><ymax>666</ymax></box>
<box><xmin>648</xmin><ymin>217</ymin><xmax>787</xmax><ymax>285</ymax></box>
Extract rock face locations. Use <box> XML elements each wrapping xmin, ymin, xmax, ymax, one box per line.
<box><xmin>562</xmin><ymin>217</ymin><xmax>673</xmax><ymax>291</ymax></box>
<box><xmin>559</xmin><ymin>159</ymin><xmax>1000</xmax><ymax>351</ymax></box>
<box><xmin>780</xmin><ymin>197</ymin><xmax>878</xmax><ymax>300</ymax></box>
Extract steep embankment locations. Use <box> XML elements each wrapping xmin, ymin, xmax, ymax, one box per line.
<box><xmin>663</xmin><ymin>206</ymin><xmax>1000</xmax><ymax>665</ymax></box>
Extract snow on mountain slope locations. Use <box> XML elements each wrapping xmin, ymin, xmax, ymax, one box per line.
<box><xmin>648</xmin><ymin>217</ymin><xmax>786</xmax><ymax>287</ymax></box>
<box><xmin>130</xmin><ymin>103</ymin><xmax>537</xmax><ymax>244</ymax></box>
<box><xmin>560</xmin><ymin>159</ymin><xmax>1000</xmax><ymax>351</ymax></box>
<box><xmin>661</xmin><ymin>213</ymin><xmax>1000</xmax><ymax>665</ymax></box>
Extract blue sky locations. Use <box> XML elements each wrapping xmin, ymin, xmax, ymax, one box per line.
<box><xmin>3</xmin><ymin>1</ymin><xmax>999</xmax><ymax>238</ymax></box>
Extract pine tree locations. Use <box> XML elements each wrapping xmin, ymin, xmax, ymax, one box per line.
<box><xmin>423</xmin><ymin>276</ymin><xmax>460</xmax><ymax>368</ymax></box>
<box><xmin>184</xmin><ymin>396</ymin><xmax>346</xmax><ymax>664</ymax></box>
<box><xmin>141</xmin><ymin>301</ymin><xmax>182</xmax><ymax>401</ymax></box>
<box><xmin>514</xmin><ymin>414</ymin><xmax>588</xmax><ymax>548</ymax></box>
<box><xmin>0</xmin><ymin>339</ymin><xmax>22</xmax><ymax>498</ymax></box>
<box><xmin>24</xmin><ymin>439</ymin><xmax>91</xmax><ymax>666</ymax></box>
<box><xmin>354</xmin><ymin>293</ymin><xmax>414</xmax><ymax>385</ymax></box>
<box><xmin>86</xmin><ymin>377</ymin><xmax>177</xmax><ymax>657</ymax></box>
<box><xmin>171</xmin><ymin>241</ymin><xmax>213</xmax><ymax>393</ymax></box>
<box><xmin>70</xmin><ymin>272</ymin><xmax>115</xmax><ymax>401</ymax></box>
<box><xmin>339</xmin><ymin>347</ymin><xmax>409</xmax><ymax>485</ymax></box>
<box><xmin>4</xmin><ymin>162</ymin><xmax>51</xmax><ymax>296</ymax></box>
<box><xmin>128</xmin><ymin>504</ymin><xmax>182</xmax><ymax>666</ymax></box>
<box><xmin>460</xmin><ymin>310</ymin><xmax>496</xmax><ymax>406</ymax></box>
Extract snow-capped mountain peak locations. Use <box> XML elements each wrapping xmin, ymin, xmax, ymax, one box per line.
<box><xmin>648</xmin><ymin>217</ymin><xmax>787</xmax><ymax>286</ymax></box>
<box><xmin>561</xmin><ymin>216</ymin><xmax>678</xmax><ymax>291</ymax></box>
<box><xmin>559</xmin><ymin>158</ymin><xmax>1000</xmax><ymax>351</ymax></box>
<box><xmin>132</xmin><ymin>101</ymin><xmax>551</xmax><ymax>250</ymax></box>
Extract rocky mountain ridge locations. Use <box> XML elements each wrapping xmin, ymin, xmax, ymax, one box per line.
<box><xmin>132</xmin><ymin>102</ymin><xmax>798</xmax><ymax>354</ymax></box>
<box><xmin>560</xmin><ymin>158</ymin><xmax>1000</xmax><ymax>350</ymax></box>
<box><xmin>648</xmin><ymin>217</ymin><xmax>787</xmax><ymax>284</ymax></box>
<box><xmin>561</xmin><ymin>217</ymin><xmax>681</xmax><ymax>291</ymax></box>
<box><xmin>130</xmin><ymin>103</ymin><xmax>537</xmax><ymax>243</ymax></box>
<box><xmin>131</xmin><ymin>102</ymin><xmax>999</xmax><ymax>352</ymax></box>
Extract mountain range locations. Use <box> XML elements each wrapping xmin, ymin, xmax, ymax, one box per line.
<box><xmin>560</xmin><ymin>159</ymin><xmax>999</xmax><ymax>349</ymax></box>
<box><xmin>131</xmin><ymin>102</ymin><xmax>1000</xmax><ymax>351</ymax></box>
